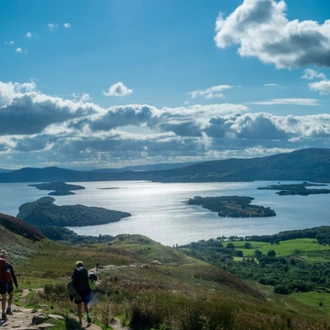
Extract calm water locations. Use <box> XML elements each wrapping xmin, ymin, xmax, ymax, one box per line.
<box><xmin>1</xmin><ymin>181</ymin><xmax>329</xmax><ymax>246</ymax></box>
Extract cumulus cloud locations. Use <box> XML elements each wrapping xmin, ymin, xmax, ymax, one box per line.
<box><xmin>72</xmin><ymin>93</ymin><xmax>93</xmax><ymax>102</ymax></box>
<box><xmin>0</xmin><ymin>80</ymin><xmax>329</xmax><ymax>169</ymax></box>
<box><xmin>187</xmin><ymin>85</ymin><xmax>233</xmax><ymax>99</ymax></box>
<box><xmin>301</xmin><ymin>68</ymin><xmax>330</xmax><ymax>95</ymax></box>
<box><xmin>231</xmin><ymin>112</ymin><xmax>288</xmax><ymax>139</ymax></box>
<box><xmin>26</xmin><ymin>32</ymin><xmax>32</xmax><ymax>38</ymax></box>
<box><xmin>63</xmin><ymin>23</ymin><xmax>71</xmax><ymax>28</ymax></box>
<box><xmin>0</xmin><ymin>81</ymin><xmax>100</xmax><ymax>135</ymax></box>
<box><xmin>214</xmin><ymin>0</ymin><xmax>330</xmax><ymax>69</ymax></box>
<box><xmin>250</xmin><ymin>98</ymin><xmax>319</xmax><ymax>106</ymax></box>
<box><xmin>103</xmin><ymin>82</ymin><xmax>133</xmax><ymax>97</ymax></box>
<box><xmin>308</xmin><ymin>80</ymin><xmax>330</xmax><ymax>95</ymax></box>
<box><xmin>302</xmin><ymin>68</ymin><xmax>326</xmax><ymax>80</ymax></box>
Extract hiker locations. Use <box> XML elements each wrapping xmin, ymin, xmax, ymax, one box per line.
<box><xmin>71</xmin><ymin>261</ymin><xmax>92</xmax><ymax>326</ymax></box>
<box><xmin>0</xmin><ymin>250</ymin><xmax>19</xmax><ymax>320</ymax></box>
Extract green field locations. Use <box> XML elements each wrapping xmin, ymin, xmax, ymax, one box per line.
<box><xmin>229</xmin><ymin>238</ymin><xmax>330</xmax><ymax>260</ymax></box>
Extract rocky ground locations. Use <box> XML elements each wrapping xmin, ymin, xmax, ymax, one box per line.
<box><xmin>0</xmin><ymin>288</ymin><xmax>127</xmax><ymax>330</ymax></box>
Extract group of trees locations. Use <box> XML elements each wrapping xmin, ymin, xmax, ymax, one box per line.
<box><xmin>178</xmin><ymin>237</ymin><xmax>330</xmax><ymax>295</ymax></box>
<box><xmin>213</xmin><ymin>226</ymin><xmax>330</xmax><ymax>247</ymax></box>
<box><xmin>38</xmin><ymin>225</ymin><xmax>114</xmax><ymax>244</ymax></box>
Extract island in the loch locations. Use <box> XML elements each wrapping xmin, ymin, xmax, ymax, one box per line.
<box><xmin>257</xmin><ymin>182</ymin><xmax>330</xmax><ymax>196</ymax></box>
<box><xmin>187</xmin><ymin>196</ymin><xmax>276</xmax><ymax>218</ymax></box>
<box><xmin>17</xmin><ymin>196</ymin><xmax>131</xmax><ymax>227</ymax></box>
<box><xmin>28</xmin><ymin>181</ymin><xmax>85</xmax><ymax>196</ymax></box>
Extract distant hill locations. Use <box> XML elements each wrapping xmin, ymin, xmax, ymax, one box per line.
<box><xmin>0</xmin><ymin>212</ymin><xmax>45</xmax><ymax>243</ymax></box>
<box><xmin>89</xmin><ymin>161</ymin><xmax>201</xmax><ymax>173</ymax></box>
<box><xmin>0</xmin><ymin>168</ymin><xmax>12</xmax><ymax>173</ymax></box>
<box><xmin>0</xmin><ymin>148</ymin><xmax>329</xmax><ymax>183</ymax></box>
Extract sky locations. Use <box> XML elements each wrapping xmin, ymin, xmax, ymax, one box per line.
<box><xmin>0</xmin><ymin>0</ymin><xmax>330</xmax><ymax>170</ymax></box>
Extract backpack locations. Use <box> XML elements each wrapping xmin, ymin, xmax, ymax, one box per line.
<box><xmin>67</xmin><ymin>279</ymin><xmax>82</xmax><ymax>302</ymax></box>
<box><xmin>0</xmin><ymin>258</ymin><xmax>8</xmax><ymax>283</ymax></box>
<box><xmin>88</xmin><ymin>272</ymin><xmax>98</xmax><ymax>290</ymax></box>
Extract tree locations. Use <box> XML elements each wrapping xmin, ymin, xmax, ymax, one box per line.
<box><xmin>244</xmin><ymin>242</ymin><xmax>253</xmax><ymax>249</ymax></box>
<box><xmin>254</xmin><ymin>250</ymin><xmax>262</xmax><ymax>259</ymax></box>
<box><xmin>267</xmin><ymin>249</ymin><xmax>276</xmax><ymax>258</ymax></box>
<box><xmin>226</xmin><ymin>243</ymin><xmax>235</xmax><ymax>250</ymax></box>
<box><xmin>235</xmin><ymin>250</ymin><xmax>243</xmax><ymax>257</ymax></box>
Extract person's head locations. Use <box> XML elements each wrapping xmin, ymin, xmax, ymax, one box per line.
<box><xmin>76</xmin><ymin>261</ymin><xmax>84</xmax><ymax>268</ymax></box>
<box><xmin>0</xmin><ymin>250</ymin><xmax>8</xmax><ymax>259</ymax></box>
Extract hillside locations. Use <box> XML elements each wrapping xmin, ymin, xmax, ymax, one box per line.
<box><xmin>1</xmin><ymin>213</ymin><xmax>330</xmax><ymax>329</ymax></box>
<box><xmin>0</xmin><ymin>148</ymin><xmax>329</xmax><ymax>183</ymax></box>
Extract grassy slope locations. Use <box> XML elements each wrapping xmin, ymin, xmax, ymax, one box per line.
<box><xmin>2</xmin><ymin>214</ymin><xmax>330</xmax><ymax>329</ymax></box>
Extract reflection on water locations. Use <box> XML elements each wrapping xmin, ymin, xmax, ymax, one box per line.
<box><xmin>1</xmin><ymin>181</ymin><xmax>329</xmax><ymax>246</ymax></box>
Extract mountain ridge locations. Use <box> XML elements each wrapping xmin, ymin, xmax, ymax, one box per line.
<box><xmin>0</xmin><ymin>148</ymin><xmax>329</xmax><ymax>183</ymax></box>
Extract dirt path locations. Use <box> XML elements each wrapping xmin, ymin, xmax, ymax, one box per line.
<box><xmin>0</xmin><ymin>289</ymin><xmax>127</xmax><ymax>330</ymax></box>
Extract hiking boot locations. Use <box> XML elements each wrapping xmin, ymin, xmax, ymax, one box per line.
<box><xmin>6</xmin><ymin>308</ymin><xmax>12</xmax><ymax>315</ymax></box>
<box><xmin>87</xmin><ymin>316</ymin><xmax>92</xmax><ymax>323</ymax></box>
<box><xmin>1</xmin><ymin>311</ymin><xmax>7</xmax><ymax>320</ymax></box>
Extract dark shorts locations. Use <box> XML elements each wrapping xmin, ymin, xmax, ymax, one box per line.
<box><xmin>7</xmin><ymin>284</ymin><xmax>14</xmax><ymax>294</ymax></box>
<box><xmin>0</xmin><ymin>282</ymin><xmax>8</xmax><ymax>295</ymax></box>
<box><xmin>74</xmin><ymin>291</ymin><xmax>91</xmax><ymax>305</ymax></box>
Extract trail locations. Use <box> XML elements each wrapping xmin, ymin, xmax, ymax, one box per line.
<box><xmin>0</xmin><ymin>288</ymin><xmax>127</xmax><ymax>330</ymax></box>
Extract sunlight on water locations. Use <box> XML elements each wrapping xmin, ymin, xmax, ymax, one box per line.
<box><xmin>1</xmin><ymin>181</ymin><xmax>329</xmax><ymax>246</ymax></box>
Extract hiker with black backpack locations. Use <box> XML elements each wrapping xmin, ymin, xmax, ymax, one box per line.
<box><xmin>71</xmin><ymin>261</ymin><xmax>92</xmax><ymax>326</ymax></box>
<box><xmin>0</xmin><ymin>250</ymin><xmax>19</xmax><ymax>320</ymax></box>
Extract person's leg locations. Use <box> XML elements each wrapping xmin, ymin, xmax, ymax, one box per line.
<box><xmin>1</xmin><ymin>293</ymin><xmax>6</xmax><ymax>320</ymax></box>
<box><xmin>77</xmin><ymin>303</ymin><xmax>82</xmax><ymax>325</ymax></box>
<box><xmin>84</xmin><ymin>302</ymin><xmax>91</xmax><ymax>322</ymax></box>
<box><xmin>6</xmin><ymin>286</ymin><xmax>13</xmax><ymax>314</ymax></box>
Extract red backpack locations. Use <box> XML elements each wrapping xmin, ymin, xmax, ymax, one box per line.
<box><xmin>0</xmin><ymin>258</ymin><xmax>6</xmax><ymax>282</ymax></box>
<box><xmin>0</xmin><ymin>258</ymin><xmax>12</xmax><ymax>284</ymax></box>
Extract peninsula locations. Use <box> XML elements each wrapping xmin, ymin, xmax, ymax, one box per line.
<box><xmin>188</xmin><ymin>196</ymin><xmax>276</xmax><ymax>218</ymax></box>
<box><xmin>17</xmin><ymin>196</ymin><xmax>131</xmax><ymax>227</ymax></box>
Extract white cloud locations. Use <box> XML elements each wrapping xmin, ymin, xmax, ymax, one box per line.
<box><xmin>265</xmin><ymin>83</ymin><xmax>278</xmax><ymax>87</ymax></box>
<box><xmin>0</xmin><ymin>81</ymin><xmax>101</xmax><ymax>135</ymax></box>
<box><xmin>48</xmin><ymin>23</ymin><xmax>58</xmax><ymax>31</ymax></box>
<box><xmin>308</xmin><ymin>80</ymin><xmax>330</xmax><ymax>95</ymax></box>
<box><xmin>80</xmin><ymin>93</ymin><xmax>92</xmax><ymax>102</ymax></box>
<box><xmin>187</xmin><ymin>85</ymin><xmax>233</xmax><ymax>99</ymax></box>
<box><xmin>26</xmin><ymin>32</ymin><xmax>32</xmax><ymax>38</ymax></box>
<box><xmin>103</xmin><ymin>82</ymin><xmax>133</xmax><ymax>97</ymax></box>
<box><xmin>302</xmin><ymin>68</ymin><xmax>326</xmax><ymax>80</ymax></box>
<box><xmin>214</xmin><ymin>0</ymin><xmax>330</xmax><ymax>69</ymax></box>
<box><xmin>72</xmin><ymin>93</ymin><xmax>92</xmax><ymax>102</ymax></box>
<box><xmin>0</xmin><ymin>80</ymin><xmax>329</xmax><ymax>169</ymax></box>
<box><xmin>63</xmin><ymin>23</ymin><xmax>71</xmax><ymax>28</ymax></box>
<box><xmin>250</xmin><ymin>98</ymin><xmax>319</xmax><ymax>106</ymax></box>
<box><xmin>15</xmin><ymin>48</ymin><xmax>27</xmax><ymax>53</ymax></box>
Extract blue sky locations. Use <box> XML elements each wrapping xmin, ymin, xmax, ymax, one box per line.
<box><xmin>0</xmin><ymin>0</ymin><xmax>330</xmax><ymax>169</ymax></box>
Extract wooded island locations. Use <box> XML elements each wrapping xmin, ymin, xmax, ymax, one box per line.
<box><xmin>187</xmin><ymin>196</ymin><xmax>276</xmax><ymax>218</ymax></box>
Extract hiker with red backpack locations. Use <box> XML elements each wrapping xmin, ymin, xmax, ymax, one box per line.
<box><xmin>0</xmin><ymin>250</ymin><xmax>19</xmax><ymax>320</ymax></box>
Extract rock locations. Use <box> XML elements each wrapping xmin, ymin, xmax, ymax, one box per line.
<box><xmin>32</xmin><ymin>314</ymin><xmax>45</xmax><ymax>325</ymax></box>
<box><xmin>36</xmin><ymin>323</ymin><xmax>55</xmax><ymax>329</ymax></box>
<box><xmin>47</xmin><ymin>314</ymin><xmax>64</xmax><ymax>320</ymax></box>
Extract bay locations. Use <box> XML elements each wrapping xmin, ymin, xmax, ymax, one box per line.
<box><xmin>0</xmin><ymin>181</ymin><xmax>329</xmax><ymax>246</ymax></box>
